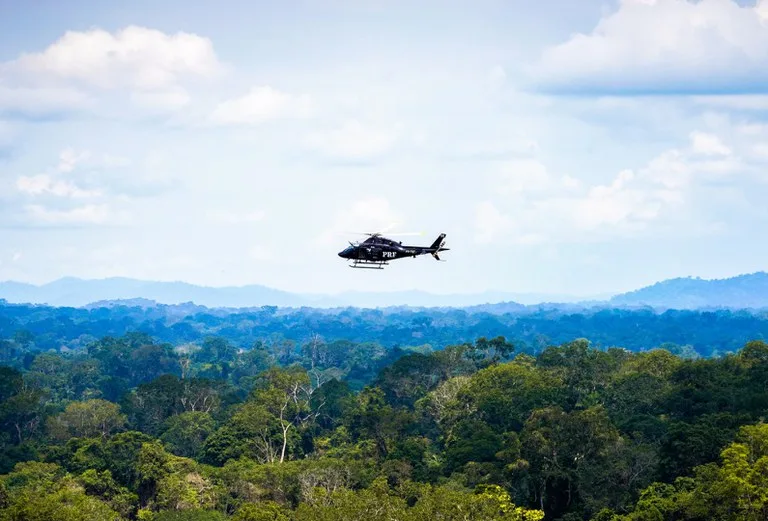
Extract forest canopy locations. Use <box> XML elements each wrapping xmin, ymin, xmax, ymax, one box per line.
<box><xmin>1</xmin><ymin>297</ymin><xmax>768</xmax><ymax>520</ymax></box>
<box><xmin>1</xmin><ymin>299</ymin><xmax>766</xmax><ymax>359</ymax></box>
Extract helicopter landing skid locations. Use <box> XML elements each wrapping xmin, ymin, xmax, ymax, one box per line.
<box><xmin>349</xmin><ymin>260</ymin><xmax>389</xmax><ymax>269</ymax></box>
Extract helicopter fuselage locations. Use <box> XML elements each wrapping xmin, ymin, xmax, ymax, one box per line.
<box><xmin>338</xmin><ymin>233</ymin><xmax>448</xmax><ymax>268</ymax></box>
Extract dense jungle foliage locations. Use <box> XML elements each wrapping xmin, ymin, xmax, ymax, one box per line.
<box><xmin>1</xmin><ymin>299</ymin><xmax>767</xmax><ymax>357</ymax></box>
<box><xmin>1</xmin><ymin>300</ymin><xmax>768</xmax><ymax>520</ymax></box>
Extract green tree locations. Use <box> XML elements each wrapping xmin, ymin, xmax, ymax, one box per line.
<box><xmin>0</xmin><ymin>461</ymin><xmax>121</xmax><ymax>521</ymax></box>
<box><xmin>47</xmin><ymin>399</ymin><xmax>126</xmax><ymax>441</ymax></box>
<box><xmin>250</xmin><ymin>366</ymin><xmax>321</xmax><ymax>463</ymax></box>
<box><xmin>159</xmin><ymin>412</ymin><xmax>215</xmax><ymax>459</ymax></box>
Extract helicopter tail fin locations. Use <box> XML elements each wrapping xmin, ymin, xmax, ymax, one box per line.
<box><xmin>429</xmin><ymin>233</ymin><xmax>446</xmax><ymax>250</ymax></box>
<box><xmin>429</xmin><ymin>233</ymin><xmax>448</xmax><ymax>260</ymax></box>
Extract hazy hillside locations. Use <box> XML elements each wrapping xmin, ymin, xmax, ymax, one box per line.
<box><xmin>0</xmin><ymin>277</ymin><xmax>308</xmax><ymax>308</ymax></box>
<box><xmin>2</xmin><ymin>272</ymin><xmax>768</xmax><ymax>310</ymax></box>
<box><xmin>0</xmin><ymin>277</ymin><xmax>599</xmax><ymax>308</ymax></box>
<box><xmin>610</xmin><ymin>272</ymin><xmax>768</xmax><ymax>309</ymax></box>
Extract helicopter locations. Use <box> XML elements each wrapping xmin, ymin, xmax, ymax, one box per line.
<box><xmin>338</xmin><ymin>230</ymin><xmax>449</xmax><ymax>269</ymax></box>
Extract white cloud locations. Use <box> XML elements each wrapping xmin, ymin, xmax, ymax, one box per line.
<box><xmin>11</xmin><ymin>25</ymin><xmax>221</xmax><ymax>91</ymax></box>
<box><xmin>759</xmin><ymin>0</ymin><xmax>768</xmax><ymax>20</ymax></box>
<box><xmin>23</xmin><ymin>204</ymin><xmax>113</xmax><ymax>225</ymax></box>
<box><xmin>1</xmin><ymin>26</ymin><xmax>222</xmax><ymax>114</ymax></box>
<box><xmin>7</xmin><ymin>146</ymin><xmax>173</xmax><ymax>228</ymax></box>
<box><xmin>494</xmin><ymin>159</ymin><xmax>581</xmax><ymax>196</ymax></box>
<box><xmin>690</xmin><ymin>131</ymin><xmax>731</xmax><ymax>156</ymax></box>
<box><xmin>16</xmin><ymin>175</ymin><xmax>101</xmax><ymax>198</ymax></box>
<box><xmin>642</xmin><ymin>132</ymin><xmax>745</xmax><ymax>190</ymax></box>
<box><xmin>0</xmin><ymin>86</ymin><xmax>92</xmax><ymax>116</ymax></box>
<box><xmin>581</xmin><ymin>130</ymin><xmax>746</xmax><ymax>226</ymax></box>
<box><xmin>737</xmin><ymin>122</ymin><xmax>768</xmax><ymax>136</ymax></box>
<box><xmin>15</xmin><ymin>148</ymin><xmax>102</xmax><ymax>199</ymax></box>
<box><xmin>476</xmin><ymin>125</ymin><xmax>762</xmax><ymax>245</ymax></box>
<box><xmin>131</xmin><ymin>87</ymin><xmax>191</xmax><ymax>110</ymax></box>
<box><xmin>210</xmin><ymin>86</ymin><xmax>312</xmax><ymax>125</ymax></box>
<box><xmin>530</xmin><ymin>0</ymin><xmax>768</xmax><ymax>94</ymax></box>
<box><xmin>305</xmin><ymin>120</ymin><xmax>402</xmax><ymax>161</ymax></box>
<box><xmin>474</xmin><ymin>201</ymin><xmax>548</xmax><ymax>245</ymax></box>
<box><xmin>570</xmin><ymin>169</ymin><xmax>666</xmax><ymax>232</ymax></box>
<box><xmin>57</xmin><ymin>148</ymin><xmax>91</xmax><ymax>173</ymax></box>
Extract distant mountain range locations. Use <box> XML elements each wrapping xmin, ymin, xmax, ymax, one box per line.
<box><xmin>0</xmin><ymin>276</ymin><xmax>597</xmax><ymax>309</ymax></box>
<box><xmin>609</xmin><ymin>272</ymin><xmax>768</xmax><ymax>310</ymax></box>
<box><xmin>0</xmin><ymin>272</ymin><xmax>767</xmax><ymax>310</ymax></box>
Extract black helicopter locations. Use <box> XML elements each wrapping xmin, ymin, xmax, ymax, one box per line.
<box><xmin>338</xmin><ymin>231</ymin><xmax>449</xmax><ymax>269</ymax></box>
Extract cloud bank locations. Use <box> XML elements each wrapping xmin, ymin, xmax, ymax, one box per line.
<box><xmin>0</xmin><ymin>25</ymin><xmax>224</xmax><ymax>117</ymax></box>
<box><xmin>530</xmin><ymin>0</ymin><xmax>768</xmax><ymax>95</ymax></box>
<box><xmin>475</xmin><ymin>120</ymin><xmax>768</xmax><ymax>245</ymax></box>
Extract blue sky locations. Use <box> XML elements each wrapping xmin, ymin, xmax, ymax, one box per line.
<box><xmin>1</xmin><ymin>0</ymin><xmax>768</xmax><ymax>297</ymax></box>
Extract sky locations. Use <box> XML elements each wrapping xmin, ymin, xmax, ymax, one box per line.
<box><xmin>1</xmin><ymin>0</ymin><xmax>768</xmax><ymax>297</ymax></box>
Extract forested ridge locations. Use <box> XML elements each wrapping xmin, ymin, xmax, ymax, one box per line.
<box><xmin>2</xmin><ymin>301</ymin><xmax>768</xmax><ymax>520</ymax></box>
<box><xmin>2</xmin><ymin>299</ymin><xmax>767</xmax><ymax>357</ymax></box>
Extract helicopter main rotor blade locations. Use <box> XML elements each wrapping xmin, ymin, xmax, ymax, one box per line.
<box><xmin>345</xmin><ymin>231</ymin><xmax>425</xmax><ymax>237</ymax></box>
<box><xmin>344</xmin><ymin>221</ymin><xmax>407</xmax><ymax>236</ymax></box>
